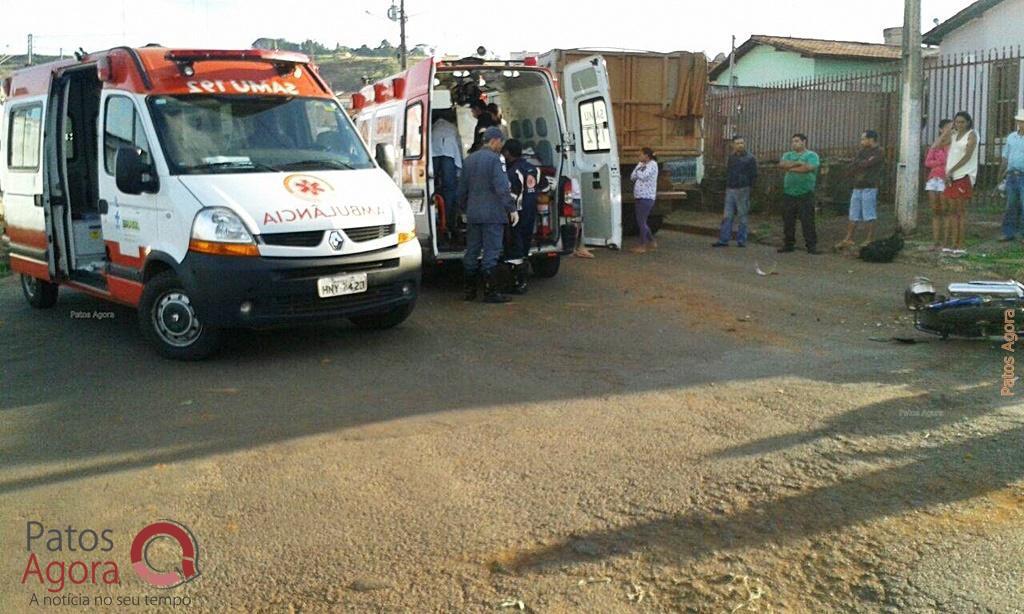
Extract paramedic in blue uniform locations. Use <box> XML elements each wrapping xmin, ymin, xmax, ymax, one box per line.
<box><xmin>502</xmin><ymin>139</ymin><xmax>549</xmax><ymax>294</ymax></box>
<box><xmin>458</xmin><ymin>127</ymin><xmax>518</xmax><ymax>303</ymax></box>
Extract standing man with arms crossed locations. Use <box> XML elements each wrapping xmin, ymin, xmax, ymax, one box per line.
<box><xmin>998</xmin><ymin>109</ymin><xmax>1024</xmax><ymax>242</ymax></box>
<box><xmin>459</xmin><ymin>127</ymin><xmax>518</xmax><ymax>304</ymax></box>
<box><xmin>778</xmin><ymin>134</ymin><xmax>821</xmax><ymax>254</ymax></box>
<box><xmin>836</xmin><ymin>130</ymin><xmax>884</xmax><ymax>249</ymax></box>
<box><xmin>713</xmin><ymin>136</ymin><xmax>757</xmax><ymax>248</ymax></box>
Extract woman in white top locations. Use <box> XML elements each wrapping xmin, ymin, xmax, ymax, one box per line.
<box><xmin>943</xmin><ymin>111</ymin><xmax>978</xmax><ymax>255</ymax></box>
<box><xmin>629</xmin><ymin>147</ymin><xmax>660</xmax><ymax>253</ymax></box>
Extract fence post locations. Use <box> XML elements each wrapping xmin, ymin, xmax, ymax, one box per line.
<box><xmin>895</xmin><ymin>0</ymin><xmax>923</xmax><ymax>233</ymax></box>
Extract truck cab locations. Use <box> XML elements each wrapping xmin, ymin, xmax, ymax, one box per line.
<box><xmin>1</xmin><ymin>47</ymin><xmax>420</xmax><ymax>359</ymax></box>
<box><xmin>353</xmin><ymin>55</ymin><xmax>621</xmax><ymax>277</ymax></box>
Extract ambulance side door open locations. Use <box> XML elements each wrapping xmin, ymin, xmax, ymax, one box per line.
<box><xmin>97</xmin><ymin>93</ymin><xmax>160</xmax><ymax>269</ymax></box>
<box><xmin>563</xmin><ymin>55</ymin><xmax>622</xmax><ymax>249</ymax></box>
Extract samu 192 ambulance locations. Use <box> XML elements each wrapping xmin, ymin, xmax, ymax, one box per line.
<box><xmin>0</xmin><ymin>47</ymin><xmax>420</xmax><ymax>359</ymax></box>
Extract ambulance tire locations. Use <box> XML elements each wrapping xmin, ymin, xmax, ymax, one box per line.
<box><xmin>139</xmin><ymin>271</ymin><xmax>222</xmax><ymax>361</ymax></box>
<box><xmin>21</xmin><ymin>275</ymin><xmax>59</xmax><ymax>309</ymax></box>
<box><xmin>349</xmin><ymin>301</ymin><xmax>416</xmax><ymax>330</ymax></box>
<box><xmin>530</xmin><ymin>255</ymin><xmax>561</xmax><ymax>279</ymax></box>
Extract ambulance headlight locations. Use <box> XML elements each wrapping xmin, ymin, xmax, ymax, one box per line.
<box><xmin>394</xmin><ymin>200</ymin><xmax>416</xmax><ymax>244</ymax></box>
<box><xmin>191</xmin><ymin>208</ymin><xmax>254</xmax><ymax>243</ymax></box>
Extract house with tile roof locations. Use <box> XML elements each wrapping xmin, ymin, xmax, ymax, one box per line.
<box><xmin>709</xmin><ymin>34</ymin><xmax>902</xmax><ymax>87</ymax></box>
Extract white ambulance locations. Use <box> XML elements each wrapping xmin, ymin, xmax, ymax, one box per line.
<box><xmin>1</xmin><ymin>47</ymin><xmax>420</xmax><ymax>359</ymax></box>
<box><xmin>352</xmin><ymin>54</ymin><xmax>622</xmax><ymax>275</ymax></box>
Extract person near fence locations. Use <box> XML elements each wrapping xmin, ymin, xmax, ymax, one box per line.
<box><xmin>925</xmin><ymin>119</ymin><xmax>953</xmax><ymax>250</ymax></box>
<box><xmin>778</xmin><ymin>134</ymin><xmax>821</xmax><ymax>255</ymax></box>
<box><xmin>712</xmin><ymin>136</ymin><xmax>757</xmax><ymax>248</ymax></box>
<box><xmin>836</xmin><ymin>130</ymin><xmax>884</xmax><ymax>249</ymax></box>
<box><xmin>944</xmin><ymin>111</ymin><xmax>978</xmax><ymax>256</ymax></box>
<box><xmin>998</xmin><ymin>109</ymin><xmax>1024</xmax><ymax>242</ymax></box>
<box><xmin>630</xmin><ymin>147</ymin><xmax>659</xmax><ymax>254</ymax></box>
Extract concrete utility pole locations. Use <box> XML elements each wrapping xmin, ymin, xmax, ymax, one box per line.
<box><xmin>388</xmin><ymin>0</ymin><xmax>408</xmax><ymax>70</ymax></box>
<box><xmin>895</xmin><ymin>0</ymin><xmax>922</xmax><ymax>233</ymax></box>
<box><xmin>27</xmin><ymin>34</ymin><xmax>33</xmax><ymax>65</ymax></box>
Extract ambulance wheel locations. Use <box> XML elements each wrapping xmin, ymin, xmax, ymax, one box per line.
<box><xmin>349</xmin><ymin>301</ymin><xmax>416</xmax><ymax>330</ymax></box>
<box><xmin>139</xmin><ymin>271</ymin><xmax>222</xmax><ymax>360</ymax></box>
<box><xmin>531</xmin><ymin>255</ymin><xmax>561</xmax><ymax>279</ymax></box>
<box><xmin>21</xmin><ymin>275</ymin><xmax>59</xmax><ymax>309</ymax></box>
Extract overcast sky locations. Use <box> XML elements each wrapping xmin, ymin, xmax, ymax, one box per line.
<box><xmin>1</xmin><ymin>0</ymin><xmax>976</xmax><ymax>59</ymax></box>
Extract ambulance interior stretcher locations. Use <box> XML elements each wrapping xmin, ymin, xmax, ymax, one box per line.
<box><xmin>432</xmin><ymin>69</ymin><xmax>564</xmax><ymax>251</ymax></box>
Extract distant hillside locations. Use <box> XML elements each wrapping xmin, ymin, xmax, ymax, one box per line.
<box><xmin>310</xmin><ymin>55</ymin><xmax>402</xmax><ymax>93</ymax></box>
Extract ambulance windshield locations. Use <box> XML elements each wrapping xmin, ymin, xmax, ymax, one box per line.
<box><xmin>148</xmin><ymin>95</ymin><xmax>374</xmax><ymax>175</ymax></box>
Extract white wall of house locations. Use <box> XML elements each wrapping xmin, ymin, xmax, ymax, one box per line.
<box><xmin>925</xmin><ymin>0</ymin><xmax>1024</xmax><ymax>167</ymax></box>
<box><xmin>937</xmin><ymin>0</ymin><xmax>1024</xmax><ymax>57</ymax></box>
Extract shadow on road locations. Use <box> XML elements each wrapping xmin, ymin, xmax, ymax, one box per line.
<box><xmin>500</xmin><ymin>422</ymin><xmax>1024</xmax><ymax>573</ymax></box>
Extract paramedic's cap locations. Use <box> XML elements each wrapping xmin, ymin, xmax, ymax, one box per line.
<box><xmin>483</xmin><ymin>127</ymin><xmax>504</xmax><ymax>142</ymax></box>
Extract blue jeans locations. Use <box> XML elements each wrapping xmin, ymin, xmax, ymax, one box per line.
<box><xmin>433</xmin><ymin>156</ymin><xmax>459</xmax><ymax>230</ymax></box>
<box><xmin>719</xmin><ymin>187</ymin><xmax>751</xmax><ymax>244</ymax></box>
<box><xmin>635</xmin><ymin>198</ymin><xmax>655</xmax><ymax>244</ymax></box>
<box><xmin>463</xmin><ymin>223</ymin><xmax>505</xmax><ymax>274</ymax></box>
<box><xmin>1001</xmin><ymin>173</ymin><xmax>1024</xmax><ymax>239</ymax></box>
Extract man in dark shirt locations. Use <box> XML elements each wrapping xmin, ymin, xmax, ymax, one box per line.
<box><xmin>467</xmin><ymin>100</ymin><xmax>496</xmax><ymax>154</ymax></box>
<box><xmin>713</xmin><ymin>136</ymin><xmax>758</xmax><ymax>247</ymax></box>
<box><xmin>837</xmin><ymin>130</ymin><xmax>884</xmax><ymax>248</ymax></box>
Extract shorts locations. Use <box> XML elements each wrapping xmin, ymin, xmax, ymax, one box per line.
<box><xmin>925</xmin><ymin>177</ymin><xmax>946</xmax><ymax>192</ymax></box>
<box><xmin>944</xmin><ymin>176</ymin><xmax>973</xmax><ymax>199</ymax></box>
<box><xmin>849</xmin><ymin>188</ymin><xmax>878</xmax><ymax>222</ymax></box>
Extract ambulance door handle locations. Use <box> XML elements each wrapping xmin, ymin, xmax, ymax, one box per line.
<box><xmin>98</xmin><ymin>199</ymin><xmax>109</xmax><ymax>214</ymax></box>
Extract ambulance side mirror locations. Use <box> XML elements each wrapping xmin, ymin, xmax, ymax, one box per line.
<box><xmin>375</xmin><ymin>143</ymin><xmax>397</xmax><ymax>177</ymax></box>
<box><xmin>115</xmin><ymin>146</ymin><xmax>159</xmax><ymax>195</ymax></box>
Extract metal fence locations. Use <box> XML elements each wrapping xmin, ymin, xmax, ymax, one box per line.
<box><xmin>704</xmin><ymin>46</ymin><xmax>1024</xmax><ymax>207</ymax></box>
<box><xmin>923</xmin><ymin>46</ymin><xmax>1023</xmax><ymax>193</ymax></box>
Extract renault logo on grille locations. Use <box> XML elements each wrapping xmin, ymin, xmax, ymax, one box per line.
<box><xmin>328</xmin><ymin>231</ymin><xmax>345</xmax><ymax>251</ymax></box>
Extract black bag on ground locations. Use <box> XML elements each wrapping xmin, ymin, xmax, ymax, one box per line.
<box><xmin>859</xmin><ymin>233</ymin><xmax>904</xmax><ymax>263</ymax></box>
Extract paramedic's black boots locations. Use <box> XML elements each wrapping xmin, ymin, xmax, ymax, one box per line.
<box><xmin>509</xmin><ymin>264</ymin><xmax>528</xmax><ymax>295</ymax></box>
<box><xmin>482</xmin><ymin>270</ymin><xmax>509</xmax><ymax>304</ymax></box>
<box><xmin>463</xmin><ymin>272</ymin><xmax>479</xmax><ymax>301</ymax></box>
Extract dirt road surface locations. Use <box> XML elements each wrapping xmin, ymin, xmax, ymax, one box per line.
<box><xmin>1</xmin><ymin>231</ymin><xmax>1020</xmax><ymax>612</ymax></box>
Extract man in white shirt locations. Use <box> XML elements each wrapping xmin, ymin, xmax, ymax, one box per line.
<box><xmin>431</xmin><ymin>110</ymin><xmax>463</xmax><ymax>238</ymax></box>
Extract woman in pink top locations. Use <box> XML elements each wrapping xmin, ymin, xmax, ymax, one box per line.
<box><xmin>924</xmin><ymin>119</ymin><xmax>953</xmax><ymax>250</ymax></box>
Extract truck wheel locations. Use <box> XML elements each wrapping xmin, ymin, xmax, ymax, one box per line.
<box><xmin>350</xmin><ymin>301</ymin><xmax>416</xmax><ymax>330</ymax></box>
<box><xmin>21</xmin><ymin>275</ymin><xmax>59</xmax><ymax>309</ymax></box>
<box><xmin>138</xmin><ymin>271</ymin><xmax>222</xmax><ymax>360</ymax></box>
<box><xmin>531</xmin><ymin>255</ymin><xmax>561</xmax><ymax>279</ymax></box>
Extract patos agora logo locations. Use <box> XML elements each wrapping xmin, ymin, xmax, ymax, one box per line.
<box><xmin>130</xmin><ymin>520</ymin><xmax>201</xmax><ymax>588</ymax></box>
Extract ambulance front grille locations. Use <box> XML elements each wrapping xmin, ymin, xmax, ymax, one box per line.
<box><xmin>345</xmin><ymin>224</ymin><xmax>395</xmax><ymax>242</ymax></box>
<box><xmin>259</xmin><ymin>282</ymin><xmax>407</xmax><ymax>317</ymax></box>
<box><xmin>260</xmin><ymin>230</ymin><xmax>324</xmax><ymax>248</ymax></box>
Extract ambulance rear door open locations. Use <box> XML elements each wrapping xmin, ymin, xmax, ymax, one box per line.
<box><xmin>562</xmin><ymin>55</ymin><xmax>622</xmax><ymax>249</ymax></box>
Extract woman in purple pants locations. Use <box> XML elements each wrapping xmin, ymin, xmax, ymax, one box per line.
<box><xmin>630</xmin><ymin>147</ymin><xmax>659</xmax><ymax>253</ymax></box>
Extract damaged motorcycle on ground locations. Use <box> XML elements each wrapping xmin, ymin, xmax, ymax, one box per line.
<box><xmin>905</xmin><ymin>277</ymin><xmax>1024</xmax><ymax>338</ymax></box>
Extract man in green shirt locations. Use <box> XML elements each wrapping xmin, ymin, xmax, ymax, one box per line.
<box><xmin>778</xmin><ymin>133</ymin><xmax>821</xmax><ymax>254</ymax></box>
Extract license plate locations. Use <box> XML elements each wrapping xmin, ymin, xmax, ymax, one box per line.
<box><xmin>317</xmin><ymin>273</ymin><xmax>368</xmax><ymax>298</ymax></box>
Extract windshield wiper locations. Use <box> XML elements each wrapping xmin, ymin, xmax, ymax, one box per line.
<box><xmin>277</xmin><ymin>159</ymin><xmax>355</xmax><ymax>171</ymax></box>
<box><xmin>183</xmin><ymin>161</ymin><xmax>281</xmax><ymax>174</ymax></box>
